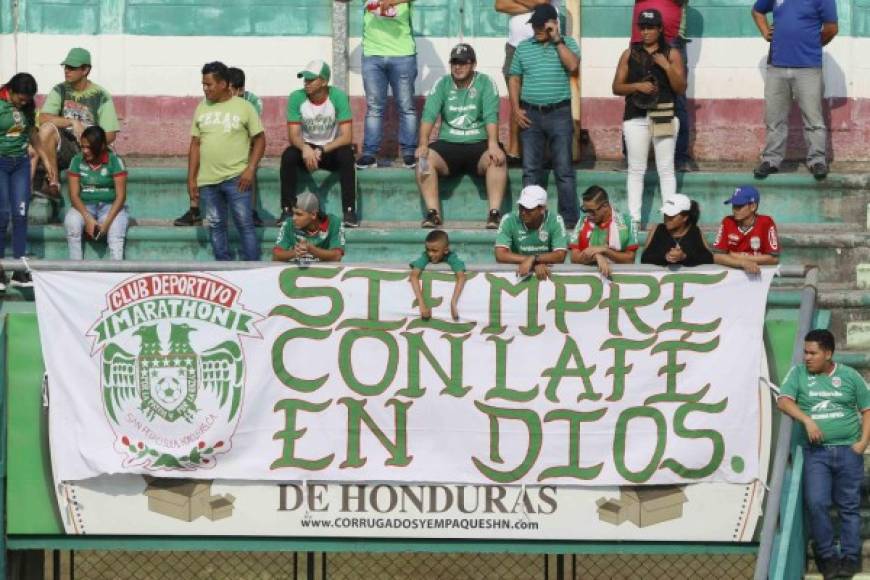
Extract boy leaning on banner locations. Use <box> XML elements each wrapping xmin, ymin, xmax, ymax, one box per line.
<box><xmin>409</xmin><ymin>229</ymin><xmax>467</xmax><ymax>321</ymax></box>
<box><xmin>271</xmin><ymin>191</ymin><xmax>345</xmax><ymax>263</ymax></box>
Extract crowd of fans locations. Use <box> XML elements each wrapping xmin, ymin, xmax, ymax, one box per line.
<box><xmin>0</xmin><ymin>1</ymin><xmax>862</xmax><ymax>577</ymax></box>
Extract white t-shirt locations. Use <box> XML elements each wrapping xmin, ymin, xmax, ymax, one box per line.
<box><xmin>507</xmin><ymin>0</ymin><xmax>563</xmax><ymax>47</ymax></box>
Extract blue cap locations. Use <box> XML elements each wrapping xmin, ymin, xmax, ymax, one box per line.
<box><xmin>724</xmin><ymin>185</ymin><xmax>760</xmax><ymax>205</ymax></box>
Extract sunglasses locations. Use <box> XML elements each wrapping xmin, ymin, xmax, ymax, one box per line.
<box><xmin>582</xmin><ymin>203</ymin><xmax>608</xmax><ymax>214</ymax></box>
<box><xmin>63</xmin><ymin>65</ymin><xmax>86</xmax><ymax>71</ymax></box>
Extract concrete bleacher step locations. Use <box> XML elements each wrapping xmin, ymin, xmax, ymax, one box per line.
<box><xmin>21</xmin><ymin>223</ymin><xmax>869</xmax><ymax>278</ymax></box>
<box><xmin>30</xmin><ymin>167</ymin><xmax>870</xmax><ymax>228</ymax></box>
<box><xmin>805</xmin><ymin>574</ymin><xmax>870</xmax><ymax>579</ymax></box>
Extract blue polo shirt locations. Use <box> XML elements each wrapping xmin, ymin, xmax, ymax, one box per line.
<box><xmin>753</xmin><ymin>0</ymin><xmax>837</xmax><ymax>68</ymax></box>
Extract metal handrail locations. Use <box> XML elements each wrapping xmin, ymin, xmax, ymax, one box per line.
<box><xmin>0</xmin><ymin>259</ymin><xmax>804</xmax><ymax>276</ymax></box>
<box><xmin>753</xmin><ymin>266</ymin><xmax>819</xmax><ymax>580</ymax></box>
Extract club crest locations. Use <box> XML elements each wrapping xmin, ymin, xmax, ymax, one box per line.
<box><xmin>90</xmin><ymin>273</ymin><xmax>262</xmax><ymax>471</ymax></box>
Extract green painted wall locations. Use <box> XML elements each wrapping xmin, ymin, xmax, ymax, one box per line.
<box><xmin>5</xmin><ymin>313</ymin><xmax>64</xmax><ymax>534</ymax></box>
<box><xmin>1</xmin><ymin>0</ymin><xmax>867</xmax><ymax>37</ymax></box>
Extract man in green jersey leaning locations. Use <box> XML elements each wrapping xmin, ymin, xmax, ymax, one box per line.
<box><xmin>494</xmin><ymin>184</ymin><xmax>567</xmax><ymax>281</ymax></box>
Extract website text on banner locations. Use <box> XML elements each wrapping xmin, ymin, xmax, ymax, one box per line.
<box><xmin>35</xmin><ymin>267</ymin><xmax>775</xmax><ymax>486</ymax></box>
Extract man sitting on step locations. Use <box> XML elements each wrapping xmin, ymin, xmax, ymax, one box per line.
<box><xmin>279</xmin><ymin>60</ymin><xmax>358</xmax><ymax>229</ymax></box>
<box><xmin>777</xmin><ymin>329</ymin><xmax>870</xmax><ymax>580</ymax></box>
<box><xmin>416</xmin><ymin>43</ymin><xmax>507</xmax><ymax>230</ymax></box>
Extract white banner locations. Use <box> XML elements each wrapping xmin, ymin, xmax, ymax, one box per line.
<box><xmin>36</xmin><ymin>266</ymin><xmax>774</xmax><ymax>488</ymax></box>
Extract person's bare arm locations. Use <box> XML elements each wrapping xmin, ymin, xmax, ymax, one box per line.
<box><xmin>105</xmin><ymin>131</ymin><xmax>118</xmax><ymax>145</ymax></box>
<box><xmin>416</xmin><ymin>120</ymin><xmax>436</xmax><ymax>160</ymax></box>
<box><xmin>289</xmin><ymin>124</ymin><xmax>319</xmax><ymax>172</ymax></box>
<box><xmin>547</xmin><ymin>23</ymin><xmax>580</xmax><ymax>75</ymax></box>
<box><xmin>494</xmin><ymin>0</ymin><xmax>546</xmax><ymax>14</ymax></box>
<box><xmin>751</xmin><ymin>10</ymin><xmax>773</xmax><ymax>41</ymax></box>
<box><xmin>272</xmin><ymin>246</ymin><xmax>296</xmax><ymax>262</ymax></box>
<box><xmin>821</xmin><ymin>22</ymin><xmax>838</xmax><ymax>46</ymax></box>
<box><xmin>450</xmin><ymin>272</ymin><xmax>467</xmax><ymax>321</ymax></box>
<box><xmin>303</xmin><ymin>244</ymin><xmax>343</xmax><ymax>262</ymax></box>
<box><xmin>67</xmin><ymin>174</ymin><xmax>98</xmax><ymax>238</ymax></box>
<box><xmin>508</xmin><ymin>76</ymin><xmax>531</xmax><ymax>128</ymax></box>
<box><xmin>852</xmin><ymin>409</ymin><xmax>870</xmax><ymax>454</ymax></box>
<box><xmin>777</xmin><ymin>396</ymin><xmax>823</xmax><ymax>443</ymax></box>
<box><xmin>239</xmin><ymin>132</ymin><xmax>265</xmax><ymax>191</ymax></box>
<box><xmin>323</xmin><ymin>122</ymin><xmax>352</xmax><ymax>153</ymax></box>
<box><xmin>409</xmin><ymin>268</ymin><xmax>431</xmax><ymax>319</ymax></box>
<box><xmin>656</xmin><ymin>49</ymin><xmax>687</xmax><ymax>94</ymax></box>
<box><xmin>100</xmin><ymin>173</ymin><xmax>127</xmax><ymax>236</ymax></box>
<box><xmin>187</xmin><ymin>137</ymin><xmax>201</xmax><ymax>206</ymax></box>
<box><xmin>613</xmin><ymin>50</ymin><xmax>655</xmax><ymax>96</ymax></box>
<box><xmin>728</xmin><ymin>251</ymin><xmax>779</xmax><ymax>265</ymax></box>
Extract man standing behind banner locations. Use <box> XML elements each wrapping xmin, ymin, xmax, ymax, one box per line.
<box><xmin>494</xmin><ymin>184</ymin><xmax>568</xmax><ymax>281</ymax></box>
<box><xmin>777</xmin><ymin>329</ymin><xmax>870</xmax><ymax>580</ymax></box>
<box><xmin>495</xmin><ymin>0</ymin><xmax>562</xmax><ymax>165</ymax></box>
<box><xmin>187</xmin><ymin>61</ymin><xmax>264</xmax><ymax>262</ymax></box>
<box><xmin>508</xmin><ymin>3</ymin><xmax>581</xmax><ymax>229</ymax></box>
<box><xmin>570</xmin><ymin>185</ymin><xmax>638</xmax><ymax>277</ymax></box>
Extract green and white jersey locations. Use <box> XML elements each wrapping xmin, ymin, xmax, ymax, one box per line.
<box><xmin>67</xmin><ymin>151</ymin><xmax>127</xmax><ymax>204</ymax></box>
<box><xmin>0</xmin><ymin>91</ymin><xmax>31</xmax><ymax>157</ymax></box>
<box><xmin>41</xmin><ymin>81</ymin><xmax>120</xmax><ymax>132</ymax></box>
<box><xmin>286</xmin><ymin>87</ymin><xmax>352</xmax><ymax>147</ymax></box>
<box><xmin>495</xmin><ymin>211</ymin><xmax>568</xmax><ymax>256</ymax></box>
<box><xmin>275</xmin><ymin>214</ymin><xmax>346</xmax><ymax>261</ymax></box>
<box><xmin>243</xmin><ymin>91</ymin><xmax>263</xmax><ymax>116</ymax></box>
<box><xmin>421</xmin><ymin>72</ymin><xmax>499</xmax><ymax>144</ymax></box>
<box><xmin>780</xmin><ymin>362</ymin><xmax>870</xmax><ymax>446</ymax></box>
<box><xmin>190</xmin><ymin>96</ymin><xmax>263</xmax><ymax>187</ymax></box>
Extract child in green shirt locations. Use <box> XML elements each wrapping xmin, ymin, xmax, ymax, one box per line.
<box><xmin>409</xmin><ymin>230</ymin><xmax>467</xmax><ymax>321</ymax></box>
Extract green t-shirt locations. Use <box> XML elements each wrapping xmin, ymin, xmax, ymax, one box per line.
<box><xmin>67</xmin><ymin>151</ymin><xmax>127</xmax><ymax>203</ymax></box>
<box><xmin>41</xmin><ymin>81</ymin><xmax>120</xmax><ymax>132</ymax></box>
<box><xmin>0</xmin><ymin>94</ymin><xmax>32</xmax><ymax>157</ymax></box>
<box><xmin>286</xmin><ymin>86</ymin><xmax>352</xmax><ymax>146</ymax></box>
<box><xmin>780</xmin><ymin>363</ymin><xmax>870</xmax><ymax>446</ymax></box>
<box><xmin>495</xmin><ymin>211</ymin><xmax>569</xmax><ymax>255</ymax></box>
<box><xmin>275</xmin><ymin>213</ymin><xmax>346</xmax><ymax>260</ymax></box>
<box><xmin>508</xmin><ymin>37</ymin><xmax>581</xmax><ymax>106</ymax></box>
<box><xmin>409</xmin><ymin>250</ymin><xmax>466</xmax><ymax>273</ymax></box>
<box><xmin>243</xmin><ymin>91</ymin><xmax>263</xmax><ymax>116</ymax></box>
<box><xmin>362</xmin><ymin>0</ymin><xmax>415</xmax><ymax>56</ymax></box>
<box><xmin>421</xmin><ymin>73</ymin><xmax>499</xmax><ymax>144</ymax></box>
<box><xmin>190</xmin><ymin>97</ymin><xmax>264</xmax><ymax>187</ymax></box>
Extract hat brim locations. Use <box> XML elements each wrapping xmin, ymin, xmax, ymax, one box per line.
<box><xmin>661</xmin><ymin>206</ymin><xmax>684</xmax><ymax>216</ymax></box>
<box><xmin>297</xmin><ymin>72</ymin><xmax>320</xmax><ymax>81</ymax></box>
<box><xmin>61</xmin><ymin>60</ymin><xmax>89</xmax><ymax>67</ymax></box>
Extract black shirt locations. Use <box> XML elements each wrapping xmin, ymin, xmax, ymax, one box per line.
<box><xmin>641</xmin><ymin>223</ymin><xmax>713</xmax><ymax>267</ymax></box>
<box><xmin>623</xmin><ymin>43</ymin><xmax>676</xmax><ymax>121</ymax></box>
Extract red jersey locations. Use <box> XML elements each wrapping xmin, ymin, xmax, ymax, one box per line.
<box><xmin>713</xmin><ymin>214</ymin><xmax>780</xmax><ymax>256</ymax></box>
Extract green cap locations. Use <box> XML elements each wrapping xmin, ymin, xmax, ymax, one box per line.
<box><xmin>61</xmin><ymin>48</ymin><xmax>91</xmax><ymax>68</ymax></box>
<box><xmin>297</xmin><ymin>60</ymin><xmax>331</xmax><ymax>82</ymax></box>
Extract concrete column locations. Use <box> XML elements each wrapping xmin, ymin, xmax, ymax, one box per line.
<box><xmin>332</xmin><ymin>0</ymin><xmax>350</xmax><ymax>92</ymax></box>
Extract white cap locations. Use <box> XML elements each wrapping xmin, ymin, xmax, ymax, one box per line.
<box><xmin>518</xmin><ymin>185</ymin><xmax>548</xmax><ymax>209</ymax></box>
<box><xmin>660</xmin><ymin>193</ymin><xmax>692</xmax><ymax>216</ymax></box>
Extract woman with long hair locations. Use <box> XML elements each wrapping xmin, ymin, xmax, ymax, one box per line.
<box><xmin>64</xmin><ymin>125</ymin><xmax>129</xmax><ymax>260</ymax></box>
<box><xmin>641</xmin><ymin>194</ymin><xmax>759</xmax><ymax>273</ymax></box>
<box><xmin>612</xmin><ymin>9</ymin><xmax>686</xmax><ymax>227</ymax></box>
<box><xmin>0</xmin><ymin>72</ymin><xmax>53</xmax><ymax>288</ymax></box>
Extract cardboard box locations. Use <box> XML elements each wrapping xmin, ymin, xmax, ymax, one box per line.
<box><xmin>620</xmin><ymin>486</ymin><xmax>687</xmax><ymax>528</ymax></box>
<box><xmin>596</xmin><ymin>498</ymin><xmax>628</xmax><ymax>525</ymax></box>
<box><xmin>205</xmin><ymin>494</ymin><xmax>236</xmax><ymax>521</ymax></box>
<box><xmin>144</xmin><ymin>479</ymin><xmax>212</xmax><ymax>522</ymax></box>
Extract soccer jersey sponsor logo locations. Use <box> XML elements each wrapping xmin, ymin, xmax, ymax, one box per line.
<box><xmin>768</xmin><ymin>227</ymin><xmax>779</xmax><ymax>251</ymax></box>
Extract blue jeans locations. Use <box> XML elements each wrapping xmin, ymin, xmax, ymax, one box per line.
<box><xmin>0</xmin><ymin>154</ymin><xmax>31</xmax><ymax>259</ymax></box>
<box><xmin>520</xmin><ymin>104</ymin><xmax>579</xmax><ymax>227</ymax></box>
<box><xmin>671</xmin><ymin>38</ymin><xmax>690</xmax><ymax>164</ymax></box>
<box><xmin>803</xmin><ymin>444</ymin><xmax>865</xmax><ymax>561</ymax></box>
<box><xmin>361</xmin><ymin>54</ymin><xmax>418</xmax><ymax>158</ymax></box>
<box><xmin>200</xmin><ymin>176</ymin><xmax>259</xmax><ymax>261</ymax></box>
<box><xmin>64</xmin><ymin>203</ymin><xmax>129</xmax><ymax>260</ymax></box>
